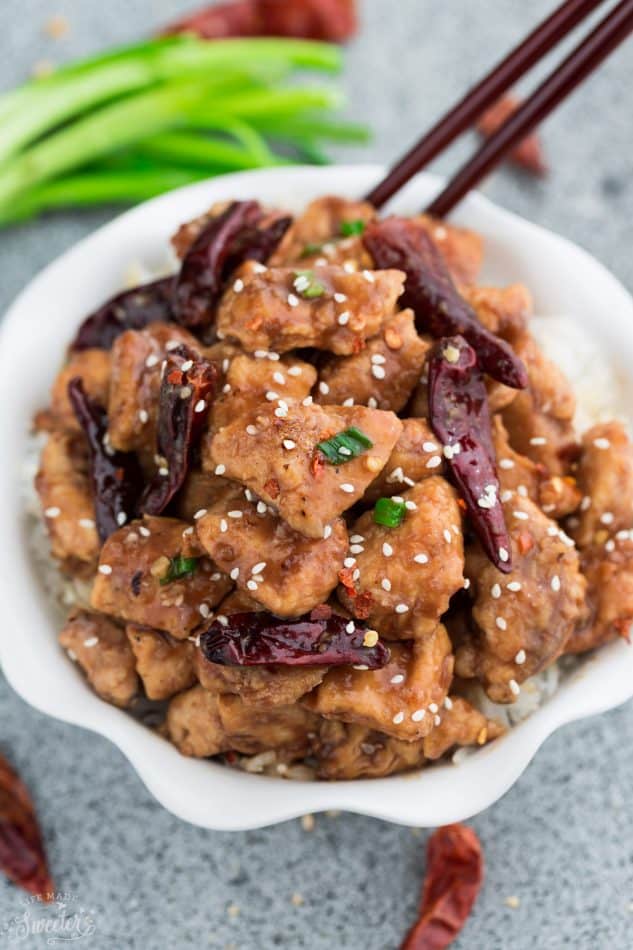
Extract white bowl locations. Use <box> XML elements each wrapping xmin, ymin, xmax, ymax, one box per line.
<box><xmin>2</xmin><ymin>164</ymin><xmax>633</xmax><ymax>831</ymax></box>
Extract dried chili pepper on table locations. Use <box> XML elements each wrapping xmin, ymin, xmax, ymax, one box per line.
<box><xmin>68</xmin><ymin>378</ymin><xmax>144</xmax><ymax>542</ymax></box>
<box><xmin>172</xmin><ymin>200</ymin><xmax>291</xmax><ymax>333</ymax></box>
<box><xmin>477</xmin><ymin>94</ymin><xmax>547</xmax><ymax>176</ymax></box>
<box><xmin>163</xmin><ymin>0</ymin><xmax>358</xmax><ymax>42</ymax></box>
<box><xmin>363</xmin><ymin>217</ymin><xmax>528</xmax><ymax>390</ymax></box>
<box><xmin>70</xmin><ymin>277</ymin><xmax>174</xmax><ymax>351</ymax></box>
<box><xmin>199</xmin><ymin>610</ymin><xmax>390</xmax><ymax>667</ymax></box>
<box><xmin>139</xmin><ymin>346</ymin><xmax>219</xmax><ymax>515</ymax></box>
<box><xmin>401</xmin><ymin>824</ymin><xmax>483</xmax><ymax>950</ymax></box>
<box><xmin>428</xmin><ymin>335</ymin><xmax>512</xmax><ymax>573</ymax></box>
<box><xmin>0</xmin><ymin>753</ymin><xmax>54</xmax><ymax>901</ymax></box>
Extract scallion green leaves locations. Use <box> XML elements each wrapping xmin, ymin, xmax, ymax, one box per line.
<box><xmin>160</xmin><ymin>555</ymin><xmax>199</xmax><ymax>585</ymax></box>
<box><xmin>339</xmin><ymin>218</ymin><xmax>365</xmax><ymax>236</ymax></box>
<box><xmin>293</xmin><ymin>269</ymin><xmax>326</xmax><ymax>299</ymax></box>
<box><xmin>317</xmin><ymin>427</ymin><xmax>373</xmax><ymax>465</ymax></box>
<box><xmin>373</xmin><ymin>497</ymin><xmax>406</xmax><ymax>528</ymax></box>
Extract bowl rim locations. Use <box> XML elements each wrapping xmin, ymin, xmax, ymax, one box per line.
<box><xmin>2</xmin><ymin>163</ymin><xmax>633</xmax><ymax>831</ymax></box>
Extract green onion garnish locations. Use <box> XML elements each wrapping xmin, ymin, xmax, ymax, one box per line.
<box><xmin>374</xmin><ymin>497</ymin><xmax>406</xmax><ymax>528</ymax></box>
<box><xmin>339</xmin><ymin>219</ymin><xmax>366</xmax><ymax>236</ymax></box>
<box><xmin>317</xmin><ymin>427</ymin><xmax>373</xmax><ymax>464</ymax></box>
<box><xmin>293</xmin><ymin>269</ymin><xmax>326</xmax><ymax>299</ymax></box>
<box><xmin>160</xmin><ymin>555</ymin><xmax>198</xmax><ymax>585</ymax></box>
<box><xmin>300</xmin><ymin>241</ymin><xmax>326</xmax><ymax>258</ymax></box>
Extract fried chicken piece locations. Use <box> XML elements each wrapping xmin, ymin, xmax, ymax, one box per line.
<box><xmin>315</xmin><ymin>309</ymin><xmax>429</xmax><ymax>412</ymax></box>
<box><xmin>35</xmin><ymin>431</ymin><xmax>99</xmax><ymax>577</ymax></box>
<box><xmin>269</xmin><ymin>195</ymin><xmax>375</xmax><ymax>268</ymax></box>
<box><xmin>455</xmin><ymin>495</ymin><xmax>586</xmax><ymax>702</ymax></box>
<box><xmin>338</xmin><ymin>478</ymin><xmax>464</xmax><ymax>639</ymax></box>
<box><xmin>413</xmin><ymin>215</ymin><xmax>484</xmax><ymax>287</ymax></box>
<box><xmin>463</xmin><ymin>283</ymin><xmax>532</xmax><ymax>344</ymax></box>
<box><xmin>303</xmin><ymin>630</ymin><xmax>454</xmax><ymax>741</ymax></box>
<box><xmin>59</xmin><ymin>609</ymin><xmax>138</xmax><ymax>707</ymax></box>
<box><xmin>422</xmin><ymin>696</ymin><xmax>505</xmax><ymax>759</ymax></box>
<box><xmin>570</xmin><ymin>421</ymin><xmax>633</xmax><ymax>549</ymax></box>
<box><xmin>363</xmin><ymin>418</ymin><xmax>446</xmax><ymax>502</ymax></box>
<box><xmin>209</xmin><ymin>402</ymin><xmax>402</xmax><ymax>539</ymax></box>
<box><xmin>49</xmin><ymin>348</ymin><xmax>111</xmax><ymax>433</ymax></box>
<box><xmin>91</xmin><ymin>516</ymin><xmax>231</xmax><ymax>639</ymax></box>
<box><xmin>175</xmin><ymin>469</ymin><xmax>234</xmax><ymax>521</ymax></box>
<box><xmin>217</xmin><ymin>260</ymin><xmax>404</xmax><ymax>355</ymax></box>
<box><xmin>126</xmin><ymin>624</ymin><xmax>196</xmax><ymax>700</ymax></box>
<box><xmin>566</xmin><ymin>537</ymin><xmax>633</xmax><ymax>653</ymax></box>
<box><xmin>166</xmin><ymin>685</ymin><xmax>228</xmax><ymax>757</ymax></box>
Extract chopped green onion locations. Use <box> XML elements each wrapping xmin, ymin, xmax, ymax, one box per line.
<box><xmin>373</xmin><ymin>497</ymin><xmax>406</xmax><ymax>528</ymax></box>
<box><xmin>160</xmin><ymin>555</ymin><xmax>198</xmax><ymax>585</ymax></box>
<box><xmin>340</xmin><ymin>219</ymin><xmax>366</xmax><ymax>236</ymax></box>
<box><xmin>293</xmin><ymin>269</ymin><xmax>326</xmax><ymax>299</ymax></box>
<box><xmin>317</xmin><ymin>427</ymin><xmax>373</xmax><ymax>464</ymax></box>
<box><xmin>300</xmin><ymin>242</ymin><xmax>326</xmax><ymax>258</ymax></box>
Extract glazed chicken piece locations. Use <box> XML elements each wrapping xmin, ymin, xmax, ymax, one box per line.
<box><xmin>462</xmin><ymin>283</ymin><xmax>532</xmax><ymax>344</ymax></box>
<box><xmin>502</xmin><ymin>332</ymin><xmax>578</xmax><ymax>475</ymax></box>
<box><xmin>167</xmin><ymin>685</ymin><xmax>318</xmax><ymax>759</ymax></box>
<box><xmin>493</xmin><ymin>417</ymin><xmax>581</xmax><ymax>519</ymax></box>
<box><xmin>422</xmin><ymin>696</ymin><xmax>504</xmax><ymax>760</ymax></box>
<box><xmin>566</xmin><ymin>536</ymin><xmax>633</xmax><ymax>653</ymax></box>
<box><xmin>315</xmin><ymin>309</ymin><xmax>429</xmax><ymax>412</ymax></box>
<box><xmin>337</xmin><ymin>477</ymin><xmax>464</xmax><ymax>639</ymax></box>
<box><xmin>175</xmin><ymin>469</ymin><xmax>234</xmax><ymax>522</ymax></box>
<box><xmin>413</xmin><ymin>215</ymin><xmax>484</xmax><ymax>287</ymax></box>
<box><xmin>59</xmin><ymin>609</ymin><xmax>138</xmax><ymax>707</ymax></box>
<box><xmin>455</xmin><ymin>495</ymin><xmax>586</xmax><ymax>702</ymax></box>
<box><xmin>195</xmin><ymin>591</ymin><xmax>327</xmax><ymax>706</ymax></box>
<box><xmin>210</xmin><ymin>352</ymin><xmax>316</xmax><ymax>431</ymax></box>
<box><xmin>126</xmin><ymin>624</ymin><xmax>196</xmax><ymax>700</ymax></box>
<box><xmin>269</xmin><ymin>195</ymin><xmax>376</xmax><ymax>268</ymax></box>
<box><xmin>216</xmin><ymin>260</ymin><xmax>405</xmax><ymax>356</ymax></box>
<box><xmin>195</xmin><ymin>486</ymin><xmax>348</xmax><ymax>616</ymax></box>
<box><xmin>363</xmin><ymin>418</ymin><xmax>446</xmax><ymax>502</ymax></box>
<box><xmin>569</xmin><ymin>421</ymin><xmax>633</xmax><ymax>549</ymax></box>
<box><xmin>107</xmin><ymin>323</ymin><xmax>200</xmax><ymax>462</ymax></box>
<box><xmin>209</xmin><ymin>402</ymin><xmax>402</xmax><ymax>539</ymax></box>
<box><xmin>91</xmin><ymin>516</ymin><xmax>231</xmax><ymax>639</ymax></box>
<box><xmin>49</xmin><ymin>348</ymin><xmax>111</xmax><ymax>433</ymax></box>
<box><xmin>303</xmin><ymin>630</ymin><xmax>454</xmax><ymax>741</ymax></box>
<box><xmin>35</xmin><ymin>431</ymin><xmax>100</xmax><ymax>576</ymax></box>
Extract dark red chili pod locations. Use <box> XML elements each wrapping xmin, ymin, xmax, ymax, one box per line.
<box><xmin>199</xmin><ymin>610</ymin><xmax>390</xmax><ymax>668</ymax></box>
<box><xmin>70</xmin><ymin>277</ymin><xmax>174</xmax><ymax>351</ymax></box>
<box><xmin>68</xmin><ymin>378</ymin><xmax>144</xmax><ymax>542</ymax></box>
<box><xmin>364</xmin><ymin>217</ymin><xmax>527</xmax><ymax>390</ymax></box>
<box><xmin>428</xmin><ymin>336</ymin><xmax>512</xmax><ymax>573</ymax></box>
<box><xmin>139</xmin><ymin>346</ymin><xmax>219</xmax><ymax>515</ymax></box>
<box><xmin>0</xmin><ymin>753</ymin><xmax>55</xmax><ymax>902</ymax></box>
<box><xmin>162</xmin><ymin>0</ymin><xmax>358</xmax><ymax>42</ymax></box>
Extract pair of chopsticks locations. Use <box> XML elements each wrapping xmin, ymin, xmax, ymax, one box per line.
<box><xmin>367</xmin><ymin>0</ymin><xmax>633</xmax><ymax>217</ymax></box>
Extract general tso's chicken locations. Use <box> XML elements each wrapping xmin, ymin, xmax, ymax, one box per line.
<box><xmin>363</xmin><ymin>418</ymin><xmax>446</xmax><ymax>502</ymax></box>
<box><xmin>209</xmin><ymin>402</ymin><xmax>402</xmax><ymax>539</ymax></box>
<box><xmin>49</xmin><ymin>348</ymin><xmax>111</xmax><ymax>433</ymax></box>
<box><xmin>463</xmin><ymin>284</ymin><xmax>532</xmax><ymax>345</ymax></box>
<box><xmin>303</xmin><ymin>630</ymin><xmax>454</xmax><ymax>741</ymax></box>
<box><xmin>91</xmin><ymin>516</ymin><xmax>231</xmax><ymax>639</ymax></box>
<box><xmin>421</xmin><ymin>696</ymin><xmax>505</xmax><ymax>760</ymax></box>
<box><xmin>35</xmin><ymin>431</ymin><xmax>100</xmax><ymax>576</ymax></box>
<box><xmin>195</xmin><ymin>485</ymin><xmax>348</xmax><ymax>616</ymax></box>
<box><xmin>269</xmin><ymin>195</ymin><xmax>376</xmax><ymax>268</ymax></box>
<box><xmin>493</xmin><ymin>417</ymin><xmax>581</xmax><ymax>519</ymax></box>
<box><xmin>175</xmin><ymin>469</ymin><xmax>234</xmax><ymax>522</ymax></box>
<box><xmin>107</xmin><ymin>323</ymin><xmax>200</xmax><ymax>463</ymax></box>
<box><xmin>315</xmin><ymin>309</ymin><xmax>429</xmax><ymax>412</ymax></box>
<box><xmin>455</xmin><ymin>495</ymin><xmax>586</xmax><ymax>702</ymax></box>
<box><xmin>566</xmin><ymin>537</ymin><xmax>633</xmax><ymax>654</ymax></box>
<box><xmin>210</xmin><ymin>352</ymin><xmax>317</xmax><ymax>431</ymax></box>
<box><xmin>337</xmin><ymin>478</ymin><xmax>464</xmax><ymax>639</ymax></box>
<box><xmin>59</xmin><ymin>609</ymin><xmax>138</xmax><ymax>707</ymax></box>
<box><xmin>569</xmin><ymin>421</ymin><xmax>633</xmax><ymax>549</ymax></box>
<box><xmin>167</xmin><ymin>685</ymin><xmax>318</xmax><ymax>759</ymax></box>
<box><xmin>126</xmin><ymin>624</ymin><xmax>196</xmax><ymax>700</ymax></box>
<box><xmin>413</xmin><ymin>215</ymin><xmax>484</xmax><ymax>287</ymax></box>
<box><xmin>216</xmin><ymin>260</ymin><xmax>405</xmax><ymax>356</ymax></box>
<box><xmin>502</xmin><ymin>332</ymin><xmax>578</xmax><ymax>475</ymax></box>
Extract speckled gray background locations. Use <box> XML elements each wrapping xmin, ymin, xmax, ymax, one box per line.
<box><xmin>1</xmin><ymin>2</ymin><xmax>633</xmax><ymax>948</ymax></box>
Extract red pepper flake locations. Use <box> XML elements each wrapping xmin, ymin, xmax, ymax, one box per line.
<box><xmin>263</xmin><ymin>478</ymin><xmax>280</xmax><ymax>500</ymax></box>
<box><xmin>311</xmin><ymin>451</ymin><xmax>325</xmax><ymax>478</ymax></box>
<box><xmin>614</xmin><ymin>617</ymin><xmax>632</xmax><ymax>642</ymax></box>
<box><xmin>477</xmin><ymin>94</ymin><xmax>547</xmax><ymax>177</ymax></box>
<box><xmin>167</xmin><ymin>368</ymin><xmax>183</xmax><ymax>385</ymax></box>
<box><xmin>353</xmin><ymin>590</ymin><xmax>373</xmax><ymax>619</ymax></box>
<box><xmin>517</xmin><ymin>531</ymin><xmax>534</xmax><ymax>555</ymax></box>
<box><xmin>338</xmin><ymin>567</ymin><xmax>356</xmax><ymax>594</ymax></box>
<box><xmin>401</xmin><ymin>824</ymin><xmax>483</xmax><ymax>950</ymax></box>
<box><xmin>0</xmin><ymin>753</ymin><xmax>54</xmax><ymax>901</ymax></box>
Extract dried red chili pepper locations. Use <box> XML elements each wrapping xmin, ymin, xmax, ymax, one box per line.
<box><xmin>477</xmin><ymin>94</ymin><xmax>547</xmax><ymax>176</ymax></box>
<box><xmin>139</xmin><ymin>346</ymin><xmax>219</xmax><ymax>515</ymax></box>
<box><xmin>163</xmin><ymin>0</ymin><xmax>357</xmax><ymax>43</ymax></box>
<box><xmin>401</xmin><ymin>824</ymin><xmax>483</xmax><ymax>950</ymax></box>
<box><xmin>428</xmin><ymin>336</ymin><xmax>512</xmax><ymax>573</ymax></box>
<box><xmin>199</xmin><ymin>610</ymin><xmax>390</xmax><ymax>667</ymax></box>
<box><xmin>172</xmin><ymin>201</ymin><xmax>291</xmax><ymax>334</ymax></box>
<box><xmin>70</xmin><ymin>277</ymin><xmax>174</xmax><ymax>351</ymax></box>
<box><xmin>68</xmin><ymin>378</ymin><xmax>144</xmax><ymax>542</ymax></box>
<box><xmin>363</xmin><ymin>217</ymin><xmax>527</xmax><ymax>390</ymax></box>
<box><xmin>0</xmin><ymin>753</ymin><xmax>54</xmax><ymax>901</ymax></box>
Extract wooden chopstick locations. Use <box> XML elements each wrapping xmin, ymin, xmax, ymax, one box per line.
<box><xmin>426</xmin><ymin>0</ymin><xmax>633</xmax><ymax>217</ymax></box>
<box><xmin>366</xmin><ymin>0</ymin><xmax>607</xmax><ymax>209</ymax></box>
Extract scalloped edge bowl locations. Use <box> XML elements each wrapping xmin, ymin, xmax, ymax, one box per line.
<box><xmin>1</xmin><ymin>165</ymin><xmax>633</xmax><ymax>830</ymax></box>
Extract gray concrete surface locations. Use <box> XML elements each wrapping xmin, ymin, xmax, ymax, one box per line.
<box><xmin>1</xmin><ymin>2</ymin><xmax>633</xmax><ymax>947</ymax></box>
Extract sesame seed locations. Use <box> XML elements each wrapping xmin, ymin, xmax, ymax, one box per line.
<box><xmin>180</xmin><ymin>359</ymin><xmax>193</xmax><ymax>372</ymax></box>
<box><xmin>158</xmin><ymin>466</ymin><xmax>168</xmax><ymax>477</ymax></box>
<box><xmin>501</xmin><ymin>490</ymin><xmax>514</xmax><ymax>503</ymax></box>
<box><xmin>368</xmin><ymin>397</ymin><xmax>378</xmax><ymax>409</ymax></box>
<box><xmin>193</xmin><ymin>508</ymin><xmax>207</xmax><ymax>520</ymax></box>
<box><xmin>426</xmin><ymin>455</ymin><xmax>442</xmax><ymax>469</ymax></box>
<box><xmin>580</xmin><ymin>496</ymin><xmax>592</xmax><ymax>511</ymax></box>
<box><xmin>443</xmin><ymin>529</ymin><xmax>452</xmax><ymax>543</ymax></box>
<box><xmin>515</xmin><ymin>649</ymin><xmax>526</xmax><ymax>665</ymax></box>
<box><xmin>353</xmin><ymin>568</ymin><xmax>360</xmax><ymax>580</ymax></box>
<box><xmin>301</xmin><ymin>397</ymin><xmax>313</xmax><ymax>408</ymax></box>
<box><xmin>323</xmin><ymin>525</ymin><xmax>332</xmax><ymax>539</ymax></box>
<box><xmin>337</xmin><ymin>311</ymin><xmax>350</xmax><ymax>326</ymax></box>
<box><xmin>491</xmin><ymin>583</ymin><xmax>501</xmax><ymax>599</ymax></box>
<box><xmin>268</xmin><ymin>351</ymin><xmax>280</xmax><ymax>360</ymax></box>
<box><xmin>44</xmin><ymin>506</ymin><xmax>61</xmax><ymax>518</ymax></box>
<box><xmin>428</xmin><ymin>703</ymin><xmax>438</xmax><ymax>714</ymax></box>
<box><xmin>165</xmin><ymin>340</ymin><xmax>180</xmax><ymax>351</ymax></box>
<box><xmin>246</xmin><ymin>580</ymin><xmax>258</xmax><ymax>592</ymax></box>
<box><xmin>213</xmin><ymin>464</ymin><xmax>226</xmax><ymax>477</ymax></box>
<box><xmin>199</xmin><ymin>604</ymin><xmax>211</xmax><ymax>619</ymax></box>
<box><xmin>233</xmin><ymin>278</ymin><xmax>244</xmax><ymax>293</ymax></box>
<box><xmin>222</xmin><ymin>358</ymin><xmax>230</xmax><ymax>372</ymax></box>
<box><xmin>495</xmin><ymin>617</ymin><xmax>507</xmax><ymax>630</ymax></box>
<box><xmin>221</xmin><ymin>383</ymin><xmax>231</xmax><ymax>395</ymax></box>
<box><xmin>404</xmin><ymin>500</ymin><xmax>417</xmax><ymax>511</ymax></box>
<box><xmin>229</xmin><ymin>567</ymin><xmax>240</xmax><ymax>580</ymax></box>
<box><xmin>606</xmin><ymin>539</ymin><xmax>616</xmax><ymax>552</ymax></box>
<box><xmin>334</xmin><ymin>292</ymin><xmax>347</xmax><ymax>303</ymax></box>
<box><xmin>390</xmin><ymin>674</ymin><xmax>405</xmax><ymax>685</ymax></box>
<box><xmin>283</xmin><ymin>439</ymin><xmax>296</xmax><ymax>451</ymax></box>
<box><xmin>340</xmin><ymin>483</ymin><xmax>355</xmax><ymax>493</ymax></box>
<box><xmin>382</xmin><ymin>542</ymin><xmax>393</xmax><ymax>557</ymax></box>
<box><xmin>547</xmin><ymin>525</ymin><xmax>559</xmax><ymax>537</ymax></box>
<box><xmin>275</xmin><ymin>406</ymin><xmax>288</xmax><ymax>418</ymax></box>
<box><xmin>139</xmin><ymin>526</ymin><xmax>150</xmax><ymax>538</ymax></box>
<box><xmin>343</xmin><ymin>260</ymin><xmax>355</xmax><ymax>273</ymax></box>
<box><xmin>371</xmin><ymin>364</ymin><xmax>386</xmax><ymax>380</ymax></box>
<box><xmin>463</xmin><ymin>578</ymin><xmax>471</xmax><ymax>590</ymax></box>
<box><xmin>265</xmin><ymin>390</ymin><xmax>279</xmax><ymax>401</ymax></box>
<box><xmin>228</xmin><ymin>510</ymin><xmax>243</xmax><ymax>519</ymax></box>
<box><xmin>600</xmin><ymin>512</ymin><xmax>614</xmax><ymax>525</ymax></box>
<box><xmin>138</xmin><ymin>409</ymin><xmax>149</xmax><ymax>424</ymax></box>
<box><xmin>371</xmin><ymin>353</ymin><xmax>386</xmax><ymax>365</ymax></box>
<box><xmin>509</xmin><ymin>679</ymin><xmax>520</xmax><ymax>696</ymax></box>
<box><xmin>423</xmin><ymin>441</ymin><xmax>438</xmax><ymax>452</ymax></box>
<box><xmin>362</xmin><ymin>269</ymin><xmax>375</xmax><ymax>283</ymax></box>
<box><xmin>79</xmin><ymin>518</ymin><xmax>95</xmax><ymax>529</ymax></box>
<box><xmin>98</xmin><ymin>564</ymin><xmax>112</xmax><ymax>575</ymax></box>
<box><xmin>517</xmin><ymin>485</ymin><xmax>528</xmax><ymax>497</ymax></box>
<box><xmin>220</xmin><ymin>519</ymin><xmax>228</xmax><ymax>533</ymax></box>
<box><xmin>498</xmin><ymin>547</ymin><xmax>509</xmax><ymax>562</ymax></box>
<box><xmin>381</xmin><ymin>578</ymin><xmax>392</xmax><ymax>591</ymax></box>
<box><xmin>287</xmin><ymin>293</ymin><xmax>299</xmax><ymax>307</ymax></box>
<box><xmin>499</xmin><ymin>458</ymin><xmax>515</xmax><ymax>470</ymax></box>
<box><xmin>444</xmin><ymin>697</ymin><xmax>453</xmax><ymax>710</ymax></box>
<box><xmin>411</xmin><ymin>709</ymin><xmax>425</xmax><ymax>722</ymax></box>
<box><xmin>216</xmin><ymin>615</ymin><xmax>228</xmax><ymax>626</ymax></box>
<box><xmin>513</xmin><ymin>510</ymin><xmax>529</xmax><ymax>520</ymax></box>
<box><xmin>507</xmin><ymin>581</ymin><xmax>522</xmax><ymax>592</ymax></box>
<box><xmin>256</xmin><ymin>501</ymin><xmax>267</xmax><ymax>515</ymax></box>
<box><xmin>343</xmin><ymin>557</ymin><xmax>356</xmax><ymax>569</ymax></box>
<box><xmin>392</xmin><ymin>711</ymin><xmax>405</xmax><ymax>724</ymax></box>
<box><xmin>551</xmin><ymin>574</ymin><xmax>561</xmax><ymax>592</ymax></box>
<box><xmin>145</xmin><ymin>354</ymin><xmax>159</xmax><ymax>368</ymax></box>
<box><xmin>83</xmin><ymin>637</ymin><xmax>99</xmax><ymax>648</ymax></box>
<box><xmin>434</xmin><ymin>714</ymin><xmax>441</xmax><ymax>726</ymax></box>
<box><xmin>529</xmin><ymin>436</ymin><xmax>547</xmax><ymax>446</ymax></box>
<box><xmin>351</xmin><ymin>534</ymin><xmax>365</xmax><ymax>543</ymax></box>
<box><xmin>246</xmin><ymin>425</ymin><xmax>257</xmax><ymax>436</ymax></box>
<box><xmin>593</xmin><ymin>437</ymin><xmax>610</xmax><ymax>449</ymax></box>
<box><xmin>251</xmin><ymin>562</ymin><xmax>266</xmax><ymax>575</ymax></box>
<box><xmin>254</xmin><ymin>350</ymin><xmax>268</xmax><ymax>359</ymax></box>
<box><xmin>273</xmin><ymin>371</ymin><xmax>286</xmax><ymax>386</ymax></box>
<box><xmin>319</xmin><ymin>381</ymin><xmax>330</xmax><ymax>395</ymax></box>
<box><xmin>288</xmin><ymin>365</ymin><xmax>302</xmax><ymax>376</ymax></box>
<box><xmin>350</xmin><ymin>544</ymin><xmax>364</xmax><ymax>554</ymax></box>
<box><xmin>116</xmin><ymin>511</ymin><xmax>127</xmax><ymax>526</ymax></box>
<box><xmin>395</xmin><ymin>603</ymin><xmax>409</xmax><ymax>614</ymax></box>
<box><xmin>346</xmin><ymin>621</ymin><xmax>356</xmax><ymax>634</ymax></box>
<box><xmin>413</xmin><ymin>553</ymin><xmax>429</xmax><ymax>564</ymax></box>
<box><xmin>194</xmin><ymin>399</ymin><xmax>206</xmax><ymax>413</ymax></box>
